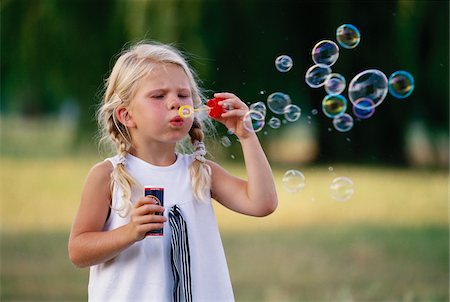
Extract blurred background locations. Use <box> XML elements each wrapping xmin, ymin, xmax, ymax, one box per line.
<box><xmin>1</xmin><ymin>0</ymin><xmax>448</xmax><ymax>301</ymax></box>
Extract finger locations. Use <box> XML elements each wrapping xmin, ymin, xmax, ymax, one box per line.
<box><xmin>214</xmin><ymin>92</ymin><xmax>237</xmax><ymax>99</ymax></box>
<box><xmin>132</xmin><ymin>213</ymin><xmax>167</xmax><ymax>227</ymax></box>
<box><xmin>218</xmin><ymin>98</ymin><xmax>247</xmax><ymax>109</ymax></box>
<box><xmin>134</xmin><ymin>204</ymin><xmax>165</xmax><ymax>216</ymax></box>
<box><xmin>136</xmin><ymin>214</ymin><xmax>167</xmax><ymax>225</ymax></box>
<box><xmin>220</xmin><ymin>109</ymin><xmax>248</xmax><ymax>118</ymax></box>
<box><xmin>140</xmin><ymin>223</ymin><xmax>165</xmax><ymax>233</ymax></box>
<box><xmin>134</xmin><ymin>196</ymin><xmax>161</xmax><ymax>208</ymax></box>
<box><xmin>134</xmin><ymin>198</ymin><xmax>150</xmax><ymax>208</ymax></box>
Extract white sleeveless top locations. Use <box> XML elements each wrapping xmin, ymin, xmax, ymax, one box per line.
<box><xmin>88</xmin><ymin>154</ymin><xmax>234</xmax><ymax>302</ymax></box>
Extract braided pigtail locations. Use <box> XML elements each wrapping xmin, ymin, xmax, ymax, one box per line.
<box><xmin>189</xmin><ymin>117</ymin><xmax>212</xmax><ymax>202</ymax></box>
<box><xmin>98</xmin><ymin>94</ymin><xmax>137</xmax><ymax>217</ymax></box>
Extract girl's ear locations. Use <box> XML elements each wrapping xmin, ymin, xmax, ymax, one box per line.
<box><xmin>115</xmin><ymin>106</ymin><xmax>136</xmax><ymax>128</ymax></box>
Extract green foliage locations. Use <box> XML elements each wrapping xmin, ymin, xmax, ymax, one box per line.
<box><xmin>1</xmin><ymin>0</ymin><xmax>449</xmax><ymax>163</ymax></box>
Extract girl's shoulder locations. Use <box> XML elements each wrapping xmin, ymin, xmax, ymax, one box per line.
<box><xmin>86</xmin><ymin>160</ymin><xmax>114</xmax><ymax>186</ymax></box>
<box><xmin>104</xmin><ymin>155</ymin><xmax>122</xmax><ymax>167</ymax></box>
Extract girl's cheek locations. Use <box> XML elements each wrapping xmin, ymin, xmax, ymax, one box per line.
<box><xmin>149</xmin><ymin>102</ymin><xmax>165</xmax><ymax>113</ymax></box>
<box><xmin>185</xmin><ymin>118</ymin><xmax>194</xmax><ymax>129</ymax></box>
<box><xmin>184</xmin><ymin>97</ymin><xmax>194</xmax><ymax>105</ymax></box>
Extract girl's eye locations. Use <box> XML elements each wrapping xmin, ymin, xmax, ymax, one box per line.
<box><xmin>179</xmin><ymin>95</ymin><xmax>190</xmax><ymax>98</ymax></box>
<box><xmin>153</xmin><ymin>95</ymin><xmax>164</xmax><ymax>99</ymax></box>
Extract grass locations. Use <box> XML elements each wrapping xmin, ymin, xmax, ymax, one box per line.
<box><xmin>0</xmin><ymin>116</ymin><xmax>448</xmax><ymax>301</ymax></box>
<box><xmin>226</xmin><ymin>225</ymin><xmax>448</xmax><ymax>301</ymax></box>
<box><xmin>1</xmin><ymin>226</ymin><xmax>448</xmax><ymax>301</ymax></box>
<box><xmin>216</xmin><ymin>164</ymin><xmax>448</xmax><ymax>231</ymax></box>
<box><xmin>1</xmin><ymin>232</ymin><xmax>87</xmax><ymax>301</ymax></box>
<box><xmin>0</xmin><ymin>115</ymin><xmax>79</xmax><ymax>158</ymax></box>
<box><xmin>1</xmin><ymin>157</ymin><xmax>447</xmax><ymax>233</ymax></box>
<box><xmin>1</xmin><ymin>156</ymin><xmax>448</xmax><ymax>301</ymax></box>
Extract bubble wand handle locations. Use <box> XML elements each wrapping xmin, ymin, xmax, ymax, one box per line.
<box><xmin>178</xmin><ymin>97</ymin><xmax>226</xmax><ymax>119</ymax></box>
<box><xmin>195</xmin><ymin>107</ymin><xmax>212</xmax><ymax>112</ymax></box>
<box><xmin>178</xmin><ymin>105</ymin><xmax>212</xmax><ymax>118</ymax></box>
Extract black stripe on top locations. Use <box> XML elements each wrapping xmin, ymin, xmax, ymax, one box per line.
<box><xmin>169</xmin><ymin>205</ymin><xmax>192</xmax><ymax>302</ymax></box>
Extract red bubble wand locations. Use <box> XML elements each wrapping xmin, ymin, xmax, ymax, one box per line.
<box><xmin>178</xmin><ymin>97</ymin><xmax>226</xmax><ymax>119</ymax></box>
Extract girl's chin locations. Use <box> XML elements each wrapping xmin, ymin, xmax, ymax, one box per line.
<box><xmin>166</xmin><ymin>132</ymin><xmax>190</xmax><ymax>143</ymax></box>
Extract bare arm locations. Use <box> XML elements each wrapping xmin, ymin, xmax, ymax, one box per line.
<box><xmin>209</xmin><ymin>92</ymin><xmax>278</xmax><ymax>217</ymax></box>
<box><xmin>68</xmin><ymin>161</ymin><xmax>167</xmax><ymax>268</ymax></box>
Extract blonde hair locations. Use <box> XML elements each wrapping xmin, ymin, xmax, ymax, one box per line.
<box><xmin>97</xmin><ymin>41</ymin><xmax>214</xmax><ymax>217</ymax></box>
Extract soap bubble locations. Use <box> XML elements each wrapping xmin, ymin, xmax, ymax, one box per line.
<box><xmin>221</xmin><ymin>136</ymin><xmax>232</xmax><ymax>147</ymax></box>
<box><xmin>322</xmin><ymin>94</ymin><xmax>347</xmax><ymax>118</ymax></box>
<box><xmin>348</xmin><ymin>69</ymin><xmax>388</xmax><ymax>108</ymax></box>
<box><xmin>333</xmin><ymin>113</ymin><xmax>354</xmax><ymax>132</ymax></box>
<box><xmin>352</xmin><ymin>97</ymin><xmax>375</xmax><ymax>119</ymax></box>
<box><xmin>267</xmin><ymin>92</ymin><xmax>291</xmax><ymax>114</ymax></box>
<box><xmin>312</xmin><ymin>40</ymin><xmax>339</xmax><ymax>66</ymax></box>
<box><xmin>336</xmin><ymin>24</ymin><xmax>361</xmax><ymax>49</ymax></box>
<box><xmin>305</xmin><ymin>64</ymin><xmax>332</xmax><ymax>88</ymax></box>
<box><xmin>268</xmin><ymin>117</ymin><xmax>281</xmax><ymax>129</ymax></box>
<box><xmin>330</xmin><ymin>176</ymin><xmax>354</xmax><ymax>201</ymax></box>
<box><xmin>275</xmin><ymin>55</ymin><xmax>293</xmax><ymax>72</ymax></box>
<box><xmin>388</xmin><ymin>70</ymin><xmax>415</xmax><ymax>99</ymax></box>
<box><xmin>282</xmin><ymin>170</ymin><xmax>305</xmax><ymax>193</ymax></box>
<box><xmin>284</xmin><ymin>104</ymin><xmax>301</xmax><ymax>122</ymax></box>
<box><xmin>243</xmin><ymin>110</ymin><xmax>265</xmax><ymax>132</ymax></box>
<box><xmin>249</xmin><ymin>101</ymin><xmax>267</xmax><ymax>116</ymax></box>
<box><xmin>325</xmin><ymin>73</ymin><xmax>346</xmax><ymax>96</ymax></box>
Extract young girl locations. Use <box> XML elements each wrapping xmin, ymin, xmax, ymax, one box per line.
<box><xmin>68</xmin><ymin>41</ymin><xmax>278</xmax><ymax>302</ymax></box>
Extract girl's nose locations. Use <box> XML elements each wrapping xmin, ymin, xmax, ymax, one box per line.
<box><xmin>169</xmin><ymin>98</ymin><xmax>181</xmax><ymax>110</ymax></box>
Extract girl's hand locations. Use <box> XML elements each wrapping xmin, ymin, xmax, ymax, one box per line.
<box><xmin>126</xmin><ymin>197</ymin><xmax>167</xmax><ymax>242</ymax></box>
<box><xmin>212</xmin><ymin>92</ymin><xmax>255</xmax><ymax>140</ymax></box>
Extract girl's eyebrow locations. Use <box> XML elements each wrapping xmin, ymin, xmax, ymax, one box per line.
<box><xmin>144</xmin><ymin>88</ymin><xmax>167</xmax><ymax>97</ymax></box>
<box><xmin>145</xmin><ymin>89</ymin><xmax>166</xmax><ymax>96</ymax></box>
<box><xmin>178</xmin><ymin>88</ymin><xmax>192</xmax><ymax>94</ymax></box>
<box><xmin>145</xmin><ymin>88</ymin><xmax>191</xmax><ymax>95</ymax></box>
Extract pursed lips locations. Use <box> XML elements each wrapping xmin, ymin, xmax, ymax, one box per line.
<box><xmin>169</xmin><ymin>116</ymin><xmax>184</xmax><ymax>127</ymax></box>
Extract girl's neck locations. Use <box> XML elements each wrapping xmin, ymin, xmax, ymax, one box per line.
<box><xmin>129</xmin><ymin>143</ymin><xmax>177</xmax><ymax>167</ymax></box>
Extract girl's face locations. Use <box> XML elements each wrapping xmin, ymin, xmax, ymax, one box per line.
<box><xmin>128</xmin><ymin>63</ymin><xmax>194</xmax><ymax>146</ymax></box>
